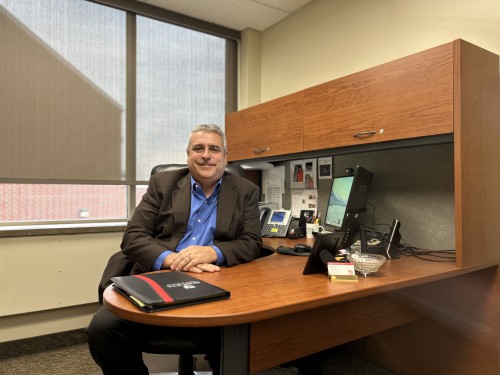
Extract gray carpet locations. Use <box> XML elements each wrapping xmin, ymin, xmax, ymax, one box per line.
<box><xmin>0</xmin><ymin>329</ymin><xmax>396</xmax><ymax>375</ymax></box>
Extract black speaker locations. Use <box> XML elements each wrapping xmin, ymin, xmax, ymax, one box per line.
<box><xmin>359</xmin><ymin>220</ymin><xmax>401</xmax><ymax>259</ymax></box>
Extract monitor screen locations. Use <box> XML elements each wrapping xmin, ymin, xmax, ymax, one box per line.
<box><xmin>324</xmin><ymin>175</ymin><xmax>354</xmax><ymax>229</ymax></box>
<box><xmin>324</xmin><ymin>166</ymin><xmax>374</xmax><ymax>247</ymax></box>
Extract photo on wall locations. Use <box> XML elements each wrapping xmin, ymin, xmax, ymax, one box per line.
<box><xmin>318</xmin><ymin>157</ymin><xmax>333</xmax><ymax>179</ymax></box>
<box><xmin>290</xmin><ymin>159</ymin><xmax>317</xmax><ymax>189</ymax></box>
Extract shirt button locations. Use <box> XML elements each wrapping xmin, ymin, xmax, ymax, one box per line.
<box><xmin>198</xmin><ymin>219</ymin><xmax>201</xmax><ymax>223</ymax></box>
<box><xmin>192</xmin><ymin>237</ymin><xmax>196</xmax><ymax>241</ymax></box>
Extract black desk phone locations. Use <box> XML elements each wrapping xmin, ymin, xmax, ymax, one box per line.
<box><xmin>261</xmin><ymin>209</ymin><xmax>293</xmax><ymax>237</ymax></box>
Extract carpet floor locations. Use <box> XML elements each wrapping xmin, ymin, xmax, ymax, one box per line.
<box><xmin>0</xmin><ymin>330</ymin><xmax>396</xmax><ymax>375</ymax></box>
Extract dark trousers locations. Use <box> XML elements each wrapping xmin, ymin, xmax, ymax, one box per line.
<box><xmin>87</xmin><ymin>307</ymin><xmax>221</xmax><ymax>375</ymax></box>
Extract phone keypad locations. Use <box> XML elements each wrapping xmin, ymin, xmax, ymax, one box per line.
<box><xmin>262</xmin><ymin>224</ymin><xmax>288</xmax><ymax>237</ymax></box>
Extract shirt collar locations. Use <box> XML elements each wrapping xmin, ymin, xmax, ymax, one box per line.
<box><xmin>190</xmin><ymin>176</ymin><xmax>222</xmax><ymax>200</ymax></box>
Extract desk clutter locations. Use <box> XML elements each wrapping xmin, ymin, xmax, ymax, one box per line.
<box><xmin>275</xmin><ymin>218</ymin><xmax>406</xmax><ymax>279</ymax></box>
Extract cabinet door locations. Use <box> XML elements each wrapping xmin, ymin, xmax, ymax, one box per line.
<box><xmin>226</xmin><ymin>91</ymin><xmax>304</xmax><ymax>161</ymax></box>
<box><xmin>303</xmin><ymin>43</ymin><xmax>454</xmax><ymax>151</ymax></box>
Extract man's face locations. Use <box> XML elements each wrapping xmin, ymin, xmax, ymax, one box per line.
<box><xmin>187</xmin><ymin>131</ymin><xmax>227</xmax><ymax>187</ymax></box>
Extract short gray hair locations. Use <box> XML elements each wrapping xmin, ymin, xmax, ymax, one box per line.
<box><xmin>187</xmin><ymin>124</ymin><xmax>227</xmax><ymax>153</ymax></box>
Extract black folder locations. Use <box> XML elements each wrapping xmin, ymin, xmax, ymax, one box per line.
<box><xmin>111</xmin><ymin>271</ymin><xmax>230</xmax><ymax>312</ymax></box>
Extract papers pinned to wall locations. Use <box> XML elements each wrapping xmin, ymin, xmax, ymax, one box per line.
<box><xmin>262</xmin><ymin>165</ymin><xmax>285</xmax><ymax>209</ymax></box>
<box><xmin>290</xmin><ymin>159</ymin><xmax>317</xmax><ymax>189</ymax></box>
<box><xmin>291</xmin><ymin>189</ymin><xmax>318</xmax><ymax>218</ymax></box>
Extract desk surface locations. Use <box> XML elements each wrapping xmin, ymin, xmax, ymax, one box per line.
<box><xmin>103</xmin><ymin>238</ymin><xmax>498</xmax><ymax>328</ymax></box>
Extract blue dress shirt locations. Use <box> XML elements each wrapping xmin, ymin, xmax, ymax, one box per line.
<box><xmin>152</xmin><ymin>177</ymin><xmax>225</xmax><ymax>270</ymax></box>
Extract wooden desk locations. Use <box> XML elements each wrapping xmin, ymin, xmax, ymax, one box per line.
<box><xmin>104</xmin><ymin>238</ymin><xmax>500</xmax><ymax>374</ymax></box>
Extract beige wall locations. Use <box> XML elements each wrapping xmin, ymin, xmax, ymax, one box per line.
<box><xmin>239</xmin><ymin>28</ymin><xmax>262</xmax><ymax>109</ymax></box>
<box><xmin>0</xmin><ymin>233</ymin><xmax>120</xmax><ymax>342</ymax></box>
<box><xmin>246</xmin><ymin>0</ymin><xmax>500</xmax><ymax>104</ymax></box>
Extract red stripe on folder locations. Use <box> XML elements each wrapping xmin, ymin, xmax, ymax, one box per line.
<box><xmin>134</xmin><ymin>274</ymin><xmax>174</xmax><ymax>303</ymax></box>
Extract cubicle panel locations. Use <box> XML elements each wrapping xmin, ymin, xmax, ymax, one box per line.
<box><xmin>268</xmin><ymin>143</ymin><xmax>456</xmax><ymax>253</ymax></box>
<box><xmin>453</xmin><ymin>39</ymin><xmax>500</xmax><ymax>267</ymax></box>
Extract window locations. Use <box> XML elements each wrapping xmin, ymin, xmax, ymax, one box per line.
<box><xmin>0</xmin><ymin>0</ymin><xmax>238</xmax><ymax>231</ymax></box>
<box><xmin>136</xmin><ymin>16</ymin><xmax>227</xmax><ymax>180</ymax></box>
<box><xmin>0</xmin><ymin>184</ymin><xmax>127</xmax><ymax>222</ymax></box>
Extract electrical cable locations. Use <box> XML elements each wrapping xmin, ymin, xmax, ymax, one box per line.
<box><xmin>363</xmin><ymin>202</ymin><xmax>456</xmax><ymax>262</ymax></box>
<box><xmin>365</xmin><ymin>201</ymin><xmax>391</xmax><ymax>231</ymax></box>
<box><xmin>399</xmin><ymin>243</ymin><xmax>456</xmax><ymax>262</ymax></box>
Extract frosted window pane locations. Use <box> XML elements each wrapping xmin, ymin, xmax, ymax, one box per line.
<box><xmin>0</xmin><ymin>0</ymin><xmax>126</xmax><ymax>180</ymax></box>
<box><xmin>136</xmin><ymin>16</ymin><xmax>226</xmax><ymax>180</ymax></box>
<box><xmin>0</xmin><ymin>184</ymin><xmax>127</xmax><ymax>222</ymax></box>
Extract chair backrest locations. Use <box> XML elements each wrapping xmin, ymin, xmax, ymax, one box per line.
<box><xmin>151</xmin><ymin>164</ymin><xmax>187</xmax><ymax>175</ymax></box>
<box><xmin>151</xmin><ymin>163</ymin><xmax>245</xmax><ymax>176</ymax></box>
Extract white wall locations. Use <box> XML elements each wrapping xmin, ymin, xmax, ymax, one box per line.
<box><xmin>257</xmin><ymin>0</ymin><xmax>500</xmax><ymax>102</ymax></box>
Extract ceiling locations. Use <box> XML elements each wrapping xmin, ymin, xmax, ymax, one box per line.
<box><xmin>136</xmin><ymin>0</ymin><xmax>315</xmax><ymax>31</ymax></box>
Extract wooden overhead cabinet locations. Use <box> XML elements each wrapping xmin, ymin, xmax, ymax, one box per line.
<box><xmin>225</xmin><ymin>91</ymin><xmax>304</xmax><ymax>161</ymax></box>
<box><xmin>303</xmin><ymin>42</ymin><xmax>454</xmax><ymax>150</ymax></box>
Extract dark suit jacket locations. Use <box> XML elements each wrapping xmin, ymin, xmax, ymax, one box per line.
<box><xmin>98</xmin><ymin>168</ymin><xmax>262</xmax><ymax>302</ymax></box>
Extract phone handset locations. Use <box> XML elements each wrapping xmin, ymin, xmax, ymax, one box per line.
<box><xmin>260</xmin><ymin>207</ymin><xmax>271</xmax><ymax>228</ymax></box>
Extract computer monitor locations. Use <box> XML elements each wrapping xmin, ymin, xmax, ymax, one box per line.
<box><xmin>324</xmin><ymin>166</ymin><xmax>374</xmax><ymax>248</ymax></box>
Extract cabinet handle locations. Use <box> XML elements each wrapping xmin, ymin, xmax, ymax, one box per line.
<box><xmin>353</xmin><ymin>130</ymin><xmax>377</xmax><ymax>138</ymax></box>
<box><xmin>253</xmin><ymin>147</ymin><xmax>271</xmax><ymax>154</ymax></box>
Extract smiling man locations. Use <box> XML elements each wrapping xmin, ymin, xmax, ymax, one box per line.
<box><xmin>87</xmin><ymin>124</ymin><xmax>262</xmax><ymax>375</ymax></box>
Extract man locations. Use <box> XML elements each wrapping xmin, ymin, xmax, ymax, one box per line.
<box><xmin>87</xmin><ymin>124</ymin><xmax>262</xmax><ymax>375</ymax></box>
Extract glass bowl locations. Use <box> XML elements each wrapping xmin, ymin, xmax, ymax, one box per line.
<box><xmin>347</xmin><ymin>253</ymin><xmax>386</xmax><ymax>277</ymax></box>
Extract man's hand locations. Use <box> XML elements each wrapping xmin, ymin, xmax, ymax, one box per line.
<box><xmin>163</xmin><ymin>245</ymin><xmax>220</xmax><ymax>273</ymax></box>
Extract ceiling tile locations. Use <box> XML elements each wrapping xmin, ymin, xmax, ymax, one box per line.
<box><xmin>136</xmin><ymin>0</ymin><xmax>314</xmax><ymax>31</ymax></box>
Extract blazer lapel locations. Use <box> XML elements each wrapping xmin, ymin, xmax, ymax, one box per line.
<box><xmin>171</xmin><ymin>174</ymin><xmax>191</xmax><ymax>244</ymax></box>
<box><xmin>216</xmin><ymin>179</ymin><xmax>238</xmax><ymax>236</ymax></box>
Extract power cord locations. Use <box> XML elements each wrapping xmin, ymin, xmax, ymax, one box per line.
<box><xmin>365</xmin><ymin>201</ymin><xmax>391</xmax><ymax>231</ymax></box>
<box><xmin>363</xmin><ymin>202</ymin><xmax>456</xmax><ymax>262</ymax></box>
<box><xmin>399</xmin><ymin>244</ymin><xmax>456</xmax><ymax>262</ymax></box>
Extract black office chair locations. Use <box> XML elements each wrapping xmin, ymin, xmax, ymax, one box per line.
<box><xmin>151</xmin><ymin>163</ymin><xmax>245</xmax><ymax>176</ymax></box>
<box><xmin>150</xmin><ymin>163</ymin><xmax>188</xmax><ymax>175</ymax></box>
<box><xmin>141</xmin><ymin>164</ymin><xmax>273</xmax><ymax>374</ymax></box>
<box><xmin>144</xmin><ymin>338</ymin><xmax>212</xmax><ymax>375</ymax></box>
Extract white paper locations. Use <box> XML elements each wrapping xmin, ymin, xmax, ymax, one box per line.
<box><xmin>290</xmin><ymin>189</ymin><xmax>318</xmax><ymax>217</ymax></box>
<box><xmin>265</xmin><ymin>178</ymin><xmax>283</xmax><ymax>209</ymax></box>
<box><xmin>262</xmin><ymin>166</ymin><xmax>285</xmax><ymax>208</ymax></box>
<box><xmin>263</xmin><ymin>165</ymin><xmax>285</xmax><ymax>191</ymax></box>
